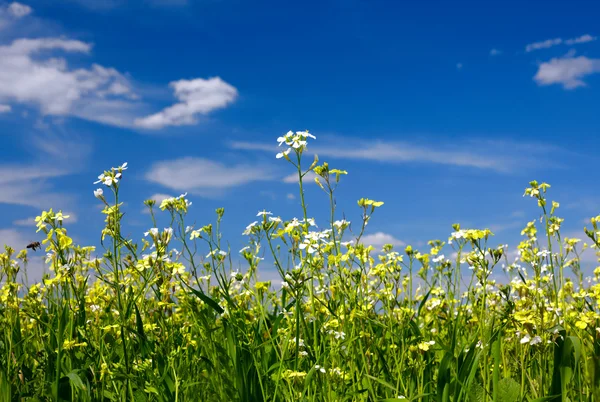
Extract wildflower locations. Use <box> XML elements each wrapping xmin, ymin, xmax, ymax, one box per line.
<box><xmin>256</xmin><ymin>210</ymin><xmax>272</xmax><ymax>217</ymax></box>
<box><xmin>432</xmin><ymin>254</ymin><xmax>445</xmax><ymax>263</ymax></box>
<box><xmin>53</xmin><ymin>212</ymin><xmax>69</xmax><ymax>222</ymax></box>
<box><xmin>276</xmin><ymin>148</ymin><xmax>292</xmax><ymax>159</ymax></box>
<box><xmin>206</xmin><ymin>249</ymin><xmax>228</xmax><ymax>259</ymax></box>
<box><xmin>144</xmin><ymin>228</ymin><xmax>159</xmax><ymax>238</ymax></box>
<box><xmin>94</xmin><ymin>188</ymin><xmax>104</xmax><ymax>199</ymax></box>
<box><xmin>417</xmin><ymin>340</ymin><xmax>435</xmax><ymax>351</ymax></box>
<box><xmin>276</xmin><ymin>130</ymin><xmax>316</xmax><ymax>158</ymax></box>
<box><xmin>172</xmin><ymin>263</ymin><xmax>186</xmax><ymax>276</ymax></box>
<box><xmin>243</xmin><ymin>221</ymin><xmax>259</xmax><ymax>235</ymax></box>
<box><xmin>314</xmin><ymin>365</ymin><xmax>326</xmax><ymax>373</ymax></box>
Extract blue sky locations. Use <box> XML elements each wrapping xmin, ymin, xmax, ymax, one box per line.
<box><xmin>0</xmin><ymin>0</ymin><xmax>599</xmax><ymax>282</ymax></box>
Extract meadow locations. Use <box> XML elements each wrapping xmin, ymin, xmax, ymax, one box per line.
<box><xmin>1</xmin><ymin>130</ymin><xmax>599</xmax><ymax>401</ymax></box>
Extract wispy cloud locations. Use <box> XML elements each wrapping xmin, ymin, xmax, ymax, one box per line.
<box><xmin>0</xmin><ymin>131</ymin><xmax>91</xmax><ymax>210</ymax></box>
<box><xmin>0</xmin><ymin>1</ymin><xmax>32</xmax><ymax>30</ymax></box>
<box><xmin>525</xmin><ymin>34</ymin><xmax>597</xmax><ymax>52</ymax></box>
<box><xmin>489</xmin><ymin>48</ymin><xmax>502</xmax><ymax>56</ymax></box>
<box><xmin>0</xmin><ymin>104</ymin><xmax>11</xmax><ymax>113</ymax></box>
<box><xmin>488</xmin><ymin>220</ymin><xmax>524</xmax><ymax>233</ymax></box>
<box><xmin>534</xmin><ymin>54</ymin><xmax>600</xmax><ymax>89</ymax></box>
<box><xmin>145</xmin><ymin>157</ymin><xmax>275</xmax><ymax>196</ymax></box>
<box><xmin>0</xmin><ymin>165</ymin><xmax>72</xmax><ymax>209</ymax></box>
<box><xmin>230</xmin><ymin>137</ymin><xmax>557</xmax><ymax>173</ymax></box>
<box><xmin>135</xmin><ymin>77</ymin><xmax>238</xmax><ymax>129</ymax></box>
<box><xmin>283</xmin><ymin>171</ymin><xmax>318</xmax><ymax>184</ymax></box>
<box><xmin>65</xmin><ymin>0</ymin><xmax>188</xmax><ymax>10</ymax></box>
<box><xmin>7</xmin><ymin>2</ymin><xmax>31</xmax><ymax>17</ymax></box>
<box><xmin>361</xmin><ymin>232</ymin><xmax>405</xmax><ymax>249</ymax></box>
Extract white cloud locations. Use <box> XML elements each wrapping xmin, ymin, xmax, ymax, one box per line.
<box><xmin>13</xmin><ymin>217</ymin><xmax>36</xmax><ymax>227</ymax></box>
<box><xmin>29</xmin><ymin>130</ymin><xmax>93</xmax><ymax>164</ymax></box>
<box><xmin>230</xmin><ymin>137</ymin><xmax>554</xmax><ymax>173</ymax></box>
<box><xmin>0</xmin><ymin>165</ymin><xmax>72</xmax><ymax>209</ymax></box>
<box><xmin>148</xmin><ymin>193</ymin><xmax>173</xmax><ymax>203</ymax></box>
<box><xmin>361</xmin><ymin>232</ymin><xmax>405</xmax><ymax>249</ymax></box>
<box><xmin>0</xmin><ymin>2</ymin><xmax>32</xmax><ymax>30</ymax></box>
<box><xmin>0</xmin><ymin>37</ymin><xmax>141</xmax><ymax>123</ymax></box>
<box><xmin>7</xmin><ymin>2</ymin><xmax>32</xmax><ymax>18</ymax></box>
<box><xmin>0</xmin><ymin>132</ymin><xmax>90</xmax><ymax>210</ymax></box>
<box><xmin>286</xmin><ymin>193</ymin><xmax>296</xmax><ymax>200</ymax></box>
<box><xmin>456</xmin><ymin>63</ymin><xmax>463</xmax><ymax>70</ymax></box>
<box><xmin>534</xmin><ymin>55</ymin><xmax>600</xmax><ymax>89</ymax></box>
<box><xmin>0</xmin><ymin>228</ymin><xmax>28</xmax><ymax>249</ymax></box>
<box><xmin>526</xmin><ymin>34</ymin><xmax>597</xmax><ymax>52</ymax></box>
<box><xmin>565</xmin><ymin>34</ymin><xmax>597</xmax><ymax>45</ymax></box>
<box><xmin>489</xmin><ymin>48</ymin><xmax>502</xmax><ymax>56</ymax></box>
<box><xmin>283</xmin><ymin>171</ymin><xmax>318</xmax><ymax>184</ymax></box>
<box><xmin>0</xmin><ymin>104</ymin><xmax>11</xmax><ymax>113</ymax></box>
<box><xmin>526</xmin><ymin>38</ymin><xmax>562</xmax><ymax>52</ymax></box>
<box><xmin>67</xmin><ymin>0</ymin><xmax>188</xmax><ymax>9</ymax></box>
<box><xmin>134</xmin><ymin>77</ymin><xmax>238</xmax><ymax>129</ymax></box>
<box><xmin>145</xmin><ymin>157</ymin><xmax>274</xmax><ymax>195</ymax></box>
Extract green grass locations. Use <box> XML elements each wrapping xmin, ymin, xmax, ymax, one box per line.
<box><xmin>1</xmin><ymin>131</ymin><xmax>600</xmax><ymax>401</ymax></box>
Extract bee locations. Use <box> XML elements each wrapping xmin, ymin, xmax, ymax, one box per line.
<box><xmin>26</xmin><ymin>241</ymin><xmax>41</xmax><ymax>251</ymax></box>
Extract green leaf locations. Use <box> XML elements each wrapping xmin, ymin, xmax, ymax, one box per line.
<box><xmin>497</xmin><ymin>378</ymin><xmax>520</xmax><ymax>402</ymax></box>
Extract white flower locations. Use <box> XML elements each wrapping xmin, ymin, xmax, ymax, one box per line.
<box><xmin>314</xmin><ymin>365</ymin><xmax>326</xmax><ymax>373</ymax></box>
<box><xmin>276</xmin><ymin>130</ymin><xmax>316</xmax><ymax>158</ymax></box>
<box><xmin>520</xmin><ymin>335</ymin><xmax>531</xmax><ymax>344</ymax></box>
<box><xmin>432</xmin><ymin>254</ymin><xmax>445</xmax><ymax>263</ymax></box>
<box><xmin>239</xmin><ymin>246</ymin><xmax>250</xmax><ymax>253</ymax></box>
<box><xmin>256</xmin><ymin>210</ymin><xmax>273</xmax><ymax>217</ymax></box>
<box><xmin>206</xmin><ymin>249</ymin><xmax>228</xmax><ymax>259</ymax></box>
<box><xmin>451</xmin><ymin>230</ymin><xmax>467</xmax><ymax>239</ymax></box>
<box><xmin>144</xmin><ymin>228</ymin><xmax>159</xmax><ymax>238</ymax></box>
<box><xmin>530</xmin><ymin>336</ymin><xmax>542</xmax><ymax>345</ymax></box>
<box><xmin>333</xmin><ymin>219</ymin><xmax>350</xmax><ymax>229</ymax></box>
<box><xmin>298</xmin><ymin>130</ymin><xmax>316</xmax><ymax>139</ymax></box>
<box><xmin>101</xmin><ymin>175</ymin><xmax>115</xmax><ymax>186</ymax></box>
<box><xmin>93</xmin><ymin>174</ymin><xmax>105</xmax><ymax>184</ymax></box>
<box><xmin>276</xmin><ymin>148</ymin><xmax>292</xmax><ymax>159</ymax></box>
<box><xmin>94</xmin><ymin>188</ymin><xmax>104</xmax><ymax>199</ymax></box>
<box><xmin>243</xmin><ymin>221</ymin><xmax>259</xmax><ymax>235</ymax></box>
